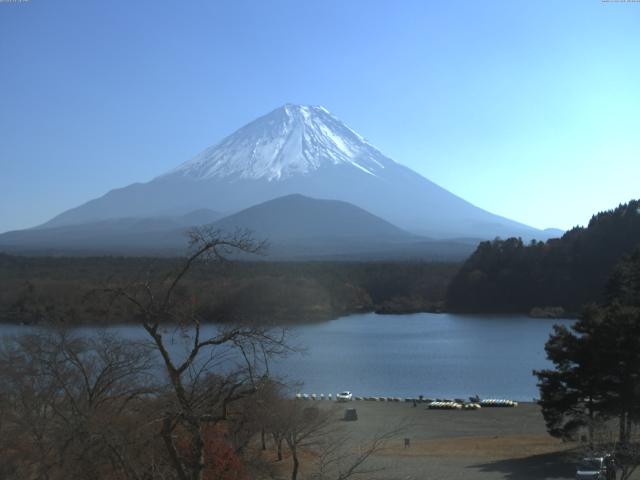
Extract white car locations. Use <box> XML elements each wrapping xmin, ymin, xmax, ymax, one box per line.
<box><xmin>336</xmin><ymin>391</ymin><xmax>353</xmax><ymax>402</ymax></box>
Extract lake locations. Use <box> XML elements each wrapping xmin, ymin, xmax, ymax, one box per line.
<box><xmin>0</xmin><ymin>312</ymin><xmax>573</xmax><ymax>401</ymax></box>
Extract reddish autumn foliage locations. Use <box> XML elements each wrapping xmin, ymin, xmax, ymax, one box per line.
<box><xmin>202</xmin><ymin>424</ymin><xmax>248</xmax><ymax>480</ymax></box>
<box><xmin>176</xmin><ymin>423</ymin><xmax>248</xmax><ymax>480</ymax></box>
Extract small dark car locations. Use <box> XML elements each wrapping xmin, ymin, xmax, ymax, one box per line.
<box><xmin>576</xmin><ymin>455</ymin><xmax>616</xmax><ymax>480</ymax></box>
<box><xmin>343</xmin><ymin>408</ymin><xmax>358</xmax><ymax>421</ymax></box>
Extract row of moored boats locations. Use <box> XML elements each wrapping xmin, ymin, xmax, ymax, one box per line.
<box><xmin>294</xmin><ymin>393</ymin><xmax>518</xmax><ymax>408</ymax></box>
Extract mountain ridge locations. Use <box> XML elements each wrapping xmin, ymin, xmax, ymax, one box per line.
<box><xmin>33</xmin><ymin>104</ymin><xmax>558</xmax><ymax>240</ymax></box>
<box><xmin>0</xmin><ymin>194</ymin><xmax>477</xmax><ymax>260</ymax></box>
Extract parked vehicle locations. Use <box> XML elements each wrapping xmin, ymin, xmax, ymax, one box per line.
<box><xmin>344</xmin><ymin>408</ymin><xmax>358</xmax><ymax>421</ymax></box>
<box><xmin>576</xmin><ymin>454</ymin><xmax>616</xmax><ymax>480</ymax></box>
<box><xmin>336</xmin><ymin>391</ymin><xmax>353</xmax><ymax>402</ymax></box>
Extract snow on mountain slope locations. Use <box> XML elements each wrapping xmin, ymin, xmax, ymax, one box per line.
<box><xmin>163</xmin><ymin>104</ymin><xmax>391</xmax><ymax>181</ymax></box>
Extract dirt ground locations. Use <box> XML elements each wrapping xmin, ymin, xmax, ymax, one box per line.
<box><xmin>270</xmin><ymin>400</ymin><xmax>639</xmax><ymax>480</ymax></box>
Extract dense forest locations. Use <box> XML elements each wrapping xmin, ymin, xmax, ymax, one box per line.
<box><xmin>0</xmin><ymin>254</ymin><xmax>458</xmax><ymax>325</ymax></box>
<box><xmin>5</xmin><ymin>200</ymin><xmax>639</xmax><ymax>324</ymax></box>
<box><xmin>446</xmin><ymin>199</ymin><xmax>640</xmax><ymax>314</ymax></box>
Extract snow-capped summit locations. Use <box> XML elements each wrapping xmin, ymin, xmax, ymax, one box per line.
<box><xmin>164</xmin><ymin>104</ymin><xmax>392</xmax><ymax>181</ymax></box>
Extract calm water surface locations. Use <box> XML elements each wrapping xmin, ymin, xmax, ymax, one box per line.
<box><xmin>0</xmin><ymin>313</ymin><xmax>573</xmax><ymax>401</ymax></box>
<box><xmin>277</xmin><ymin>313</ymin><xmax>573</xmax><ymax>401</ymax></box>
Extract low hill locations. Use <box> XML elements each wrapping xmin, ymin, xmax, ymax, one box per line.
<box><xmin>446</xmin><ymin>199</ymin><xmax>640</xmax><ymax>313</ymax></box>
<box><xmin>0</xmin><ymin>209</ymin><xmax>222</xmax><ymax>255</ymax></box>
<box><xmin>212</xmin><ymin>193</ymin><xmax>412</xmax><ymax>240</ymax></box>
<box><xmin>209</xmin><ymin>194</ymin><xmax>475</xmax><ymax>260</ymax></box>
<box><xmin>0</xmin><ymin>195</ymin><xmax>477</xmax><ymax>261</ymax></box>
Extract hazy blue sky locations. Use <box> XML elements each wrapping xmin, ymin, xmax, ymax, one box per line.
<box><xmin>1</xmin><ymin>0</ymin><xmax>639</xmax><ymax>233</ymax></box>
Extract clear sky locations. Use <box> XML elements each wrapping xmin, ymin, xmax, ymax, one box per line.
<box><xmin>1</xmin><ymin>0</ymin><xmax>639</xmax><ymax>233</ymax></box>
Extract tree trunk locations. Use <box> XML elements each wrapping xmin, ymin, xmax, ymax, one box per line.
<box><xmin>161</xmin><ymin>417</ymin><xmax>188</xmax><ymax>480</ymax></box>
<box><xmin>291</xmin><ymin>447</ymin><xmax>299</xmax><ymax>480</ymax></box>
<box><xmin>277</xmin><ymin>438</ymin><xmax>283</xmax><ymax>461</ymax></box>
<box><xmin>193</xmin><ymin>425</ymin><xmax>205</xmax><ymax>480</ymax></box>
<box><xmin>261</xmin><ymin>428</ymin><xmax>266</xmax><ymax>450</ymax></box>
<box><xmin>625</xmin><ymin>413</ymin><xmax>633</xmax><ymax>443</ymax></box>
<box><xmin>619</xmin><ymin>412</ymin><xmax>628</xmax><ymax>444</ymax></box>
<box><xmin>588</xmin><ymin>399</ymin><xmax>595</xmax><ymax>448</ymax></box>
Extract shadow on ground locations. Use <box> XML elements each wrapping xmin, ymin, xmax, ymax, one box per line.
<box><xmin>468</xmin><ymin>450</ymin><xmax>577</xmax><ymax>480</ymax></box>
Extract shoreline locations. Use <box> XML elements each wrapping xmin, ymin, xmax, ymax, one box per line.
<box><xmin>0</xmin><ymin>307</ymin><xmax>579</xmax><ymax>327</ymax></box>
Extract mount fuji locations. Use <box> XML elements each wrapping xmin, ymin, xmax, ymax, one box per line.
<box><xmin>3</xmin><ymin>104</ymin><xmax>556</xmax><ymax>256</ymax></box>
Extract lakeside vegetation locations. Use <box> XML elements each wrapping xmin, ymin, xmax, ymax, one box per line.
<box><xmin>534</xmin><ymin>241</ymin><xmax>640</xmax><ymax>479</ymax></box>
<box><xmin>0</xmin><ymin>253</ymin><xmax>458</xmax><ymax>325</ymax></box>
<box><xmin>447</xmin><ymin>199</ymin><xmax>640</xmax><ymax>314</ymax></box>
<box><xmin>3</xmin><ymin>200</ymin><xmax>640</xmax><ymax>326</ymax></box>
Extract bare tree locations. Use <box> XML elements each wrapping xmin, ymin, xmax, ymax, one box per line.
<box><xmin>268</xmin><ymin>396</ymin><xmax>403</xmax><ymax>480</ymax></box>
<box><xmin>282</xmin><ymin>402</ymin><xmax>337</xmax><ymax>480</ymax></box>
<box><xmin>105</xmin><ymin>227</ymin><xmax>291</xmax><ymax>480</ymax></box>
<box><xmin>0</xmin><ymin>331</ymin><xmax>162</xmax><ymax>480</ymax></box>
<box><xmin>310</xmin><ymin>426</ymin><xmax>402</xmax><ymax>480</ymax></box>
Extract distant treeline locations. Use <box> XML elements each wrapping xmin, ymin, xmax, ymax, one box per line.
<box><xmin>0</xmin><ymin>255</ymin><xmax>459</xmax><ymax>325</ymax></box>
<box><xmin>446</xmin><ymin>199</ymin><xmax>640</xmax><ymax>314</ymax></box>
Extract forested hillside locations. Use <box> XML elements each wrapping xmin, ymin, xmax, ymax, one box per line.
<box><xmin>446</xmin><ymin>200</ymin><xmax>640</xmax><ymax>313</ymax></box>
<box><xmin>0</xmin><ymin>255</ymin><xmax>457</xmax><ymax>325</ymax></box>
